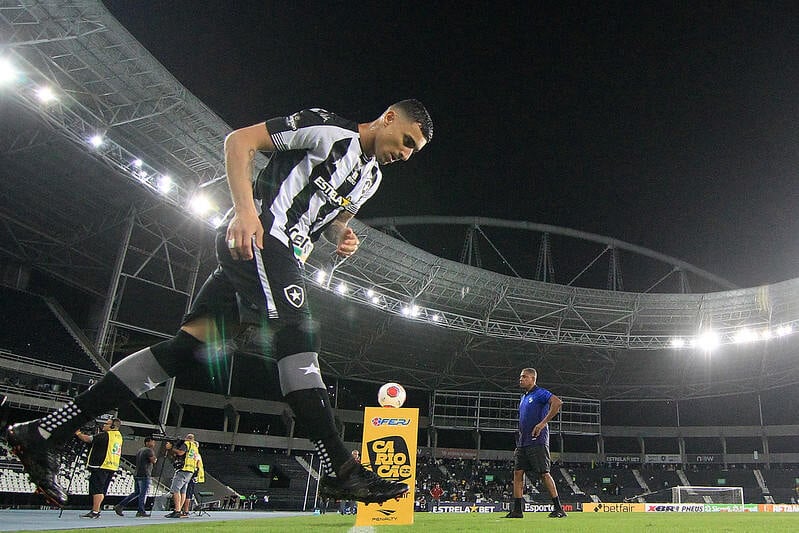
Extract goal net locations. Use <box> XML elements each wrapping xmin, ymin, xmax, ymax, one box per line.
<box><xmin>671</xmin><ymin>486</ymin><xmax>744</xmax><ymax>505</ymax></box>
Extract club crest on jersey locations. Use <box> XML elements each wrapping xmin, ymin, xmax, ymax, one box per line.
<box><xmin>283</xmin><ymin>285</ymin><xmax>305</xmax><ymax>308</ymax></box>
<box><xmin>314</xmin><ymin>176</ymin><xmax>352</xmax><ymax>207</ymax></box>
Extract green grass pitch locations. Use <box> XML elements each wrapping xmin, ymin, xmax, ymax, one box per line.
<box><xmin>17</xmin><ymin>511</ymin><xmax>799</xmax><ymax>532</ymax></box>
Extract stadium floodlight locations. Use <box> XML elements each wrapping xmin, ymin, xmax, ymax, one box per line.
<box><xmin>0</xmin><ymin>58</ymin><xmax>18</xmax><ymax>85</ymax></box>
<box><xmin>188</xmin><ymin>193</ymin><xmax>212</xmax><ymax>215</ymax></box>
<box><xmin>776</xmin><ymin>325</ymin><xmax>793</xmax><ymax>336</ymax></box>
<box><xmin>732</xmin><ymin>328</ymin><xmax>757</xmax><ymax>344</ymax></box>
<box><xmin>35</xmin><ymin>86</ymin><xmax>57</xmax><ymax>103</ymax></box>
<box><xmin>89</xmin><ymin>134</ymin><xmax>104</xmax><ymax>148</ymax></box>
<box><xmin>211</xmin><ymin>214</ymin><xmax>224</xmax><ymax>227</ymax></box>
<box><xmin>315</xmin><ymin>270</ymin><xmax>327</xmax><ymax>284</ymax></box>
<box><xmin>431</xmin><ymin>313</ymin><xmax>441</xmax><ymax>322</ymax></box>
<box><xmin>366</xmin><ymin>288</ymin><xmax>375</xmax><ymax>298</ymax></box>
<box><xmin>157</xmin><ymin>175</ymin><xmax>173</xmax><ymax>194</ymax></box>
<box><xmin>670</xmin><ymin>338</ymin><xmax>685</xmax><ymax>348</ymax></box>
<box><xmin>694</xmin><ymin>330</ymin><xmax>720</xmax><ymax>352</ymax></box>
<box><xmin>132</xmin><ymin>158</ymin><xmax>143</xmax><ymax>168</ymax></box>
<box><xmin>370</xmin><ymin>295</ymin><xmax>380</xmax><ymax>305</ymax></box>
<box><xmin>760</xmin><ymin>329</ymin><xmax>772</xmax><ymax>340</ymax></box>
<box><xmin>336</xmin><ymin>282</ymin><xmax>348</xmax><ymax>295</ymax></box>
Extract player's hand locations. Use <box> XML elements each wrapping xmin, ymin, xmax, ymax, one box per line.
<box><xmin>532</xmin><ymin>422</ymin><xmax>546</xmax><ymax>438</ymax></box>
<box><xmin>336</xmin><ymin>227</ymin><xmax>359</xmax><ymax>257</ymax></box>
<box><xmin>226</xmin><ymin>210</ymin><xmax>263</xmax><ymax>261</ymax></box>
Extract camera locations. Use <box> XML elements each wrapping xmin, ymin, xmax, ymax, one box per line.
<box><xmin>151</xmin><ymin>433</ymin><xmax>184</xmax><ymax>446</ymax></box>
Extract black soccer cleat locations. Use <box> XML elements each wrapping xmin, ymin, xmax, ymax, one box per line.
<box><xmin>2</xmin><ymin>421</ymin><xmax>67</xmax><ymax>507</ymax></box>
<box><xmin>504</xmin><ymin>509</ymin><xmax>524</xmax><ymax>518</ymax></box>
<box><xmin>319</xmin><ymin>459</ymin><xmax>409</xmax><ymax>504</ymax></box>
<box><xmin>548</xmin><ymin>508</ymin><xmax>567</xmax><ymax>518</ymax></box>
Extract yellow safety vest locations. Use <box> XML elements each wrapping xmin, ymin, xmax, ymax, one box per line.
<box><xmin>183</xmin><ymin>440</ymin><xmax>200</xmax><ymax>472</ymax></box>
<box><xmin>195</xmin><ymin>454</ymin><xmax>205</xmax><ymax>483</ymax></box>
<box><xmin>99</xmin><ymin>430</ymin><xmax>123</xmax><ymax>471</ymax></box>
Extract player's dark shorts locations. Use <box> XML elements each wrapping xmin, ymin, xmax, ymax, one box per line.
<box><xmin>184</xmin><ymin>230</ymin><xmax>311</xmax><ymax>328</ymax></box>
<box><xmin>514</xmin><ymin>445</ymin><xmax>551</xmax><ymax>475</ymax></box>
<box><xmin>88</xmin><ymin>468</ymin><xmax>115</xmax><ymax>496</ymax></box>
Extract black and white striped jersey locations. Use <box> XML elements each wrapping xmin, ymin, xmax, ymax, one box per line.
<box><xmin>253</xmin><ymin>108</ymin><xmax>381</xmax><ymax>256</ymax></box>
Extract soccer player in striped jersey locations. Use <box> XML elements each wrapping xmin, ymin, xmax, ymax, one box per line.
<box><xmin>4</xmin><ymin>100</ymin><xmax>433</xmax><ymax>506</ymax></box>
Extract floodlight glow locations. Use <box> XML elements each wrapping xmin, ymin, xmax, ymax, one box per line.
<box><xmin>133</xmin><ymin>159</ymin><xmax>143</xmax><ymax>168</ymax></box>
<box><xmin>315</xmin><ymin>270</ymin><xmax>327</xmax><ymax>284</ymax></box>
<box><xmin>366</xmin><ymin>288</ymin><xmax>375</xmax><ymax>298</ymax></box>
<box><xmin>35</xmin><ymin>86</ymin><xmax>56</xmax><ymax>103</ymax></box>
<box><xmin>188</xmin><ymin>193</ymin><xmax>211</xmax><ymax>215</ymax></box>
<box><xmin>431</xmin><ymin>314</ymin><xmax>440</xmax><ymax>322</ymax></box>
<box><xmin>760</xmin><ymin>329</ymin><xmax>772</xmax><ymax>340</ymax></box>
<box><xmin>695</xmin><ymin>331</ymin><xmax>720</xmax><ymax>351</ymax></box>
<box><xmin>401</xmin><ymin>306</ymin><xmax>410</xmax><ymax>316</ymax></box>
<box><xmin>410</xmin><ymin>305</ymin><xmax>420</xmax><ymax>317</ymax></box>
<box><xmin>370</xmin><ymin>296</ymin><xmax>380</xmax><ymax>305</ymax></box>
<box><xmin>670</xmin><ymin>338</ymin><xmax>685</xmax><ymax>348</ymax></box>
<box><xmin>0</xmin><ymin>58</ymin><xmax>18</xmax><ymax>85</ymax></box>
<box><xmin>336</xmin><ymin>283</ymin><xmax>348</xmax><ymax>294</ymax></box>
<box><xmin>733</xmin><ymin>328</ymin><xmax>757</xmax><ymax>344</ymax></box>
<box><xmin>777</xmin><ymin>325</ymin><xmax>793</xmax><ymax>336</ymax></box>
<box><xmin>89</xmin><ymin>134</ymin><xmax>104</xmax><ymax>148</ymax></box>
<box><xmin>157</xmin><ymin>175</ymin><xmax>173</xmax><ymax>194</ymax></box>
<box><xmin>137</xmin><ymin>170</ymin><xmax>148</xmax><ymax>180</ymax></box>
<box><xmin>211</xmin><ymin>215</ymin><xmax>224</xmax><ymax>227</ymax></box>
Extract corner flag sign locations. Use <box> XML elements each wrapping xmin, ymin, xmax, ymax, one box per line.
<box><xmin>355</xmin><ymin>407</ymin><xmax>418</xmax><ymax>526</ymax></box>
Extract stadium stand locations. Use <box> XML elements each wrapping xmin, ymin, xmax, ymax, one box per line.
<box><xmin>0</xmin><ymin>287</ymin><xmax>102</xmax><ymax>372</ymax></box>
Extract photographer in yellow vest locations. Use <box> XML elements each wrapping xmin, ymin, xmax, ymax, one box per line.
<box><xmin>182</xmin><ymin>445</ymin><xmax>205</xmax><ymax>516</ymax></box>
<box><xmin>75</xmin><ymin>417</ymin><xmax>122</xmax><ymax>519</ymax></box>
<box><xmin>164</xmin><ymin>433</ymin><xmax>199</xmax><ymax>518</ymax></box>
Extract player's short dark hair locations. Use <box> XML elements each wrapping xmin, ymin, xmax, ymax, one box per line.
<box><xmin>521</xmin><ymin>367</ymin><xmax>537</xmax><ymax>377</ymax></box>
<box><xmin>144</xmin><ymin>436</ymin><xmax>156</xmax><ymax>443</ymax></box>
<box><xmin>391</xmin><ymin>99</ymin><xmax>434</xmax><ymax>143</ymax></box>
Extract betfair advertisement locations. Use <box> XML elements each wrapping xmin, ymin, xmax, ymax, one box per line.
<box><xmin>355</xmin><ymin>407</ymin><xmax>418</xmax><ymax>526</ymax></box>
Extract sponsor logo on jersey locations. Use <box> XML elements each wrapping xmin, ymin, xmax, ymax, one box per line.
<box><xmin>314</xmin><ymin>176</ymin><xmax>351</xmax><ymax>207</ymax></box>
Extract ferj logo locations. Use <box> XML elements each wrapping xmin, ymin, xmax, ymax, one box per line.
<box><xmin>371</xmin><ymin>417</ymin><xmax>411</xmax><ymax>427</ymax></box>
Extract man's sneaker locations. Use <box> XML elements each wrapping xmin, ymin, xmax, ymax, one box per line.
<box><xmin>548</xmin><ymin>508</ymin><xmax>567</xmax><ymax>518</ymax></box>
<box><xmin>319</xmin><ymin>458</ymin><xmax>409</xmax><ymax>504</ymax></box>
<box><xmin>180</xmin><ymin>511</ymin><xmax>189</xmax><ymax>517</ymax></box>
<box><xmin>2</xmin><ymin>421</ymin><xmax>67</xmax><ymax>507</ymax></box>
<box><xmin>504</xmin><ymin>509</ymin><xmax>524</xmax><ymax>518</ymax></box>
<box><xmin>81</xmin><ymin>511</ymin><xmax>101</xmax><ymax>519</ymax></box>
<box><xmin>164</xmin><ymin>511</ymin><xmax>181</xmax><ymax>518</ymax></box>
<box><xmin>135</xmin><ymin>511</ymin><xmax>150</xmax><ymax>517</ymax></box>
<box><xmin>114</xmin><ymin>504</ymin><xmax>124</xmax><ymax>516</ymax></box>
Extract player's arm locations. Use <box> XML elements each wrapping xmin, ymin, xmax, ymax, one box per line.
<box><xmin>532</xmin><ymin>394</ymin><xmax>563</xmax><ymax>437</ymax></box>
<box><xmin>323</xmin><ymin>211</ymin><xmax>360</xmax><ymax>257</ymax></box>
<box><xmin>224</xmin><ymin>122</ymin><xmax>276</xmax><ymax>261</ymax></box>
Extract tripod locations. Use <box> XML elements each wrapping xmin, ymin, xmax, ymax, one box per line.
<box><xmin>193</xmin><ymin>491</ymin><xmax>212</xmax><ymax>517</ymax></box>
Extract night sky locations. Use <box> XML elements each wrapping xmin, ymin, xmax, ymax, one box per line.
<box><xmin>102</xmin><ymin>1</ymin><xmax>799</xmax><ymax>288</ymax></box>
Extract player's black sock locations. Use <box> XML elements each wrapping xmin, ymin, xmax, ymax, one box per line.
<box><xmin>513</xmin><ymin>497</ymin><xmax>524</xmax><ymax>511</ymax></box>
<box><xmin>552</xmin><ymin>495</ymin><xmax>562</xmax><ymax>510</ymax></box>
<box><xmin>37</xmin><ymin>331</ymin><xmax>203</xmax><ymax>442</ymax></box>
<box><xmin>283</xmin><ymin>388</ymin><xmax>351</xmax><ymax>475</ymax></box>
